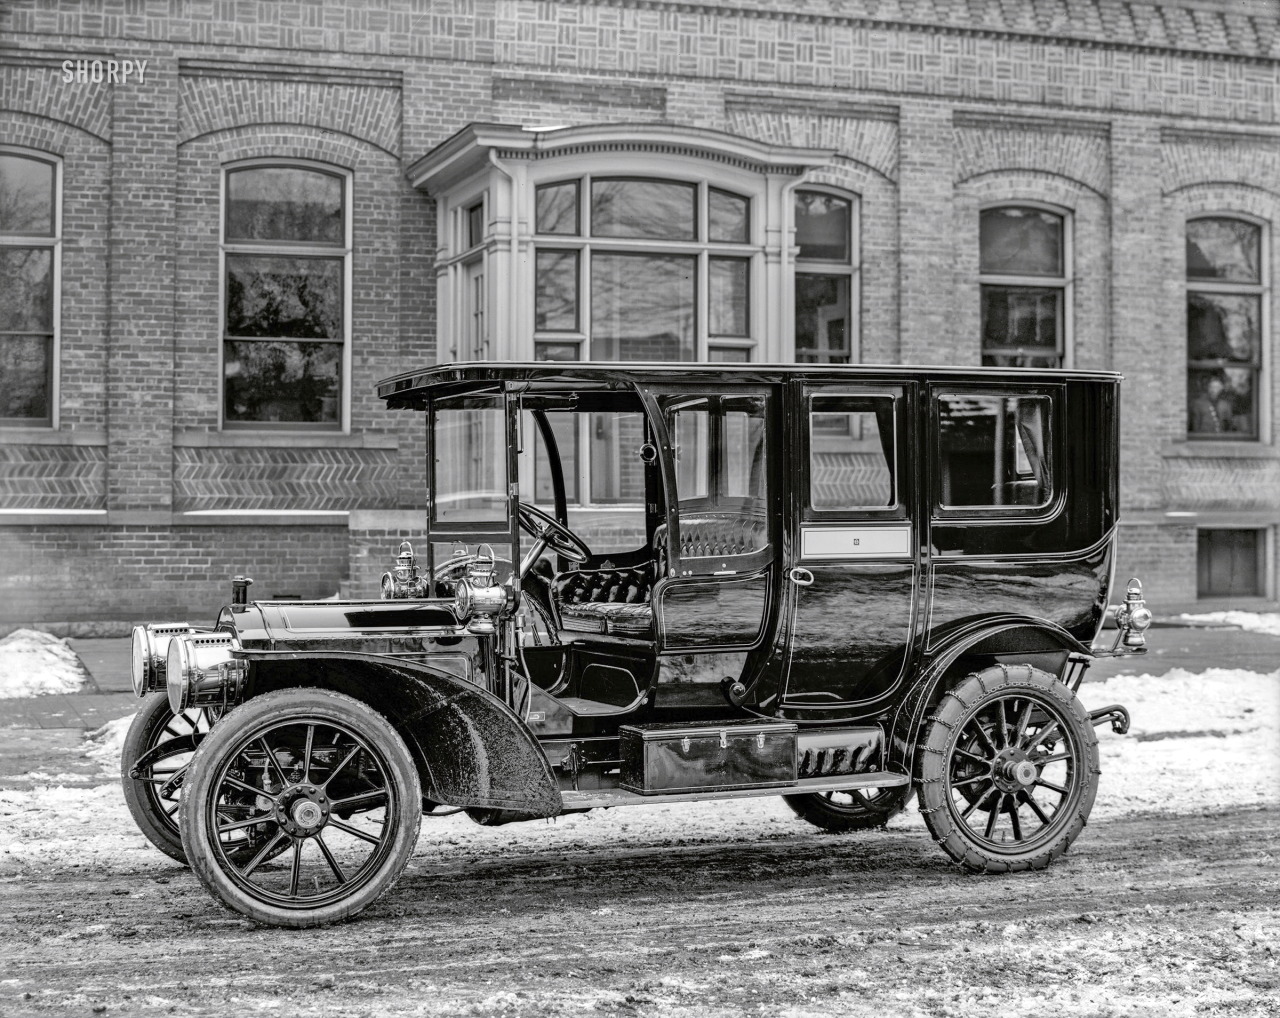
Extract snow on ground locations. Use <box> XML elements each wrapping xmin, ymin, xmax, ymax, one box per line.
<box><xmin>83</xmin><ymin>714</ymin><xmax>134</xmax><ymax>775</ymax></box>
<box><xmin>1179</xmin><ymin>610</ymin><xmax>1280</xmax><ymax>637</ymax></box>
<box><xmin>0</xmin><ymin>629</ymin><xmax>89</xmax><ymax>698</ymax></box>
<box><xmin>0</xmin><ymin>666</ymin><xmax>1276</xmax><ymax>875</ymax></box>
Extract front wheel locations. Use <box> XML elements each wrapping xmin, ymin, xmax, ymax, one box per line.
<box><xmin>180</xmin><ymin>689</ymin><xmax>422</xmax><ymax>928</ymax></box>
<box><xmin>917</xmin><ymin>664</ymin><xmax>1099</xmax><ymax>873</ymax></box>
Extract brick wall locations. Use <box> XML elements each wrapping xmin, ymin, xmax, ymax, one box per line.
<box><xmin>2</xmin><ymin>0</ymin><xmax>1279</xmax><ymax>620</ymax></box>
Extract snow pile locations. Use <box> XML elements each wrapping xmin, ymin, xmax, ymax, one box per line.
<box><xmin>83</xmin><ymin>714</ymin><xmax>136</xmax><ymax>776</ymax></box>
<box><xmin>1179</xmin><ymin>610</ymin><xmax>1280</xmax><ymax>637</ymax></box>
<box><xmin>0</xmin><ymin>629</ymin><xmax>89</xmax><ymax>698</ymax></box>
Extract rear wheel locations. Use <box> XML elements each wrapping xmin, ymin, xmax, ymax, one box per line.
<box><xmin>783</xmin><ymin>785</ymin><xmax>913</xmax><ymax>832</ymax></box>
<box><xmin>120</xmin><ymin>693</ymin><xmax>213</xmax><ymax>863</ymax></box>
<box><xmin>917</xmin><ymin>664</ymin><xmax>1099</xmax><ymax>873</ymax></box>
<box><xmin>181</xmin><ymin>689</ymin><xmax>422</xmax><ymax>928</ymax></box>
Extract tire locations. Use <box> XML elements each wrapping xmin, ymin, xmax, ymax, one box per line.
<box><xmin>120</xmin><ymin>693</ymin><xmax>213</xmax><ymax>863</ymax></box>
<box><xmin>180</xmin><ymin>688</ymin><xmax>422</xmax><ymax>928</ymax></box>
<box><xmin>916</xmin><ymin>663</ymin><xmax>1099</xmax><ymax>874</ymax></box>
<box><xmin>783</xmin><ymin>785</ymin><xmax>913</xmax><ymax>833</ymax></box>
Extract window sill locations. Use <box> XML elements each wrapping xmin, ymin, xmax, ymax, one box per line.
<box><xmin>174</xmin><ymin>429</ymin><xmax>398</xmax><ymax>450</ymax></box>
<box><xmin>1163</xmin><ymin>441</ymin><xmax>1279</xmax><ymax>459</ymax></box>
<box><xmin>0</xmin><ymin>429</ymin><xmax>107</xmax><ymax>446</ymax></box>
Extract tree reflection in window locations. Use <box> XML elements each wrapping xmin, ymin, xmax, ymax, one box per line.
<box><xmin>1186</xmin><ymin>217</ymin><xmax>1263</xmax><ymax>440</ymax></box>
<box><xmin>979</xmin><ymin>207</ymin><xmax>1066</xmax><ymax>369</ymax></box>
<box><xmin>0</xmin><ymin>153</ymin><xmax>57</xmax><ymax>423</ymax></box>
<box><xmin>222</xmin><ymin>166</ymin><xmax>347</xmax><ymax>427</ymax></box>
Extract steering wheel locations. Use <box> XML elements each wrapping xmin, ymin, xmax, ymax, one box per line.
<box><xmin>518</xmin><ymin>502</ymin><xmax>591</xmax><ymax>574</ymax></box>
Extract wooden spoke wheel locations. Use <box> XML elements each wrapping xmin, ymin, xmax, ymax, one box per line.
<box><xmin>181</xmin><ymin>689</ymin><xmax>421</xmax><ymax>928</ymax></box>
<box><xmin>917</xmin><ymin>664</ymin><xmax>1099</xmax><ymax>873</ymax></box>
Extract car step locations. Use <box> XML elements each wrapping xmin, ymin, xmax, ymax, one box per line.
<box><xmin>559</xmin><ymin>771</ymin><xmax>911</xmax><ymax>810</ymax></box>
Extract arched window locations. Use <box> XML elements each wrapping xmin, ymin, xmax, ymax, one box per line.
<box><xmin>979</xmin><ymin>205</ymin><xmax>1070</xmax><ymax>368</ymax></box>
<box><xmin>221</xmin><ymin>162</ymin><xmax>350</xmax><ymax>429</ymax></box>
<box><xmin>793</xmin><ymin>188</ymin><xmax>857</xmax><ymax>364</ymax></box>
<box><xmin>0</xmin><ymin>150</ymin><xmax>60</xmax><ymax>426</ymax></box>
<box><xmin>1186</xmin><ymin>216</ymin><xmax>1264</xmax><ymax>440</ymax></box>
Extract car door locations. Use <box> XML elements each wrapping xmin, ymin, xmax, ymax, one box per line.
<box><xmin>780</xmin><ymin>379</ymin><xmax>920</xmax><ymax>709</ymax></box>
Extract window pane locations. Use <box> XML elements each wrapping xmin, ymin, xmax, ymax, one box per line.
<box><xmin>937</xmin><ymin>395</ymin><xmax>1052</xmax><ymax>508</ymax></box>
<box><xmin>981</xmin><ymin>286</ymin><xmax>1061</xmax><ymax>366</ymax></box>
<box><xmin>223</xmin><ymin>339</ymin><xmax>341</xmax><ymax>425</ymax></box>
<box><xmin>1188</xmin><ymin>368</ymin><xmax>1257</xmax><ymax>438</ymax></box>
<box><xmin>980</xmin><ymin>207</ymin><xmax>1063</xmax><ymax>276</ymax></box>
<box><xmin>1197</xmin><ymin>529</ymin><xmax>1262</xmax><ymax>597</ymax></box>
<box><xmin>536</xmin><ymin>181</ymin><xmax>579</xmax><ymax>236</ymax></box>
<box><xmin>809</xmin><ymin>395</ymin><xmax>894</xmax><ymax>509</ymax></box>
<box><xmin>591</xmin><ymin>179</ymin><xmax>695</xmax><ymax>241</ymax></box>
<box><xmin>710</xmin><ymin>257</ymin><xmax>749</xmax><ymax>337</ymax></box>
<box><xmin>466</xmin><ymin>204</ymin><xmax>484</xmax><ymax>248</ymax></box>
<box><xmin>590</xmin><ymin>411</ymin><xmax>646</xmax><ymax>503</ymax></box>
<box><xmin>0</xmin><ymin>335</ymin><xmax>50</xmax><ymax>419</ymax></box>
<box><xmin>535</xmin><ymin>250</ymin><xmax>578</xmax><ymax>332</ymax></box>
<box><xmin>590</xmin><ymin>253</ymin><xmax>695</xmax><ymax>361</ymax></box>
<box><xmin>709</xmin><ymin>189</ymin><xmax>749</xmax><ymax>243</ymax></box>
<box><xmin>1187</xmin><ymin>219</ymin><xmax>1260</xmax><ymax>283</ymax></box>
<box><xmin>1187</xmin><ymin>292</ymin><xmax>1260</xmax><ymax>365</ymax></box>
<box><xmin>432</xmin><ymin>401</ymin><xmax>509</xmax><ymax>523</ymax></box>
<box><xmin>0</xmin><ymin>248</ymin><xmax>53</xmax><ymax>331</ymax></box>
<box><xmin>795</xmin><ymin>274</ymin><xmax>850</xmax><ymax>363</ymax></box>
<box><xmin>535</xmin><ymin>341</ymin><xmax>580</xmax><ymax>362</ymax></box>
<box><xmin>225</xmin><ymin>167</ymin><xmax>343</xmax><ymax>244</ymax></box>
<box><xmin>724</xmin><ymin>400</ymin><xmax>767</xmax><ymax>501</ymax></box>
<box><xmin>669</xmin><ymin>402</ymin><xmax>710</xmax><ymax>502</ymax></box>
<box><xmin>795</xmin><ymin>191</ymin><xmax>850</xmax><ymax>262</ymax></box>
<box><xmin>0</xmin><ymin>155</ymin><xmax>55</xmax><ymax>235</ymax></box>
<box><xmin>529</xmin><ymin>410</ymin><xmax>578</xmax><ymax>504</ymax></box>
<box><xmin>225</xmin><ymin>255</ymin><xmax>343</xmax><ymax>339</ymax></box>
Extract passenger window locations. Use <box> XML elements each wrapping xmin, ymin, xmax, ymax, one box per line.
<box><xmin>808</xmin><ymin>395</ymin><xmax>896</xmax><ymax>510</ymax></box>
<box><xmin>937</xmin><ymin>394</ymin><xmax>1052</xmax><ymax>508</ymax></box>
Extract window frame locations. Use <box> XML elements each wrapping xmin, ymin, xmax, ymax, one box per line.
<box><xmin>931</xmin><ymin>384</ymin><xmax>1064</xmax><ymax>522</ymax></box>
<box><xmin>0</xmin><ymin>147</ymin><xmax>62</xmax><ymax>429</ymax></box>
<box><xmin>978</xmin><ymin>201</ymin><xmax>1073</xmax><ymax>370</ymax></box>
<box><xmin>1184</xmin><ymin>213</ymin><xmax>1269</xmax><ymax>444</ymax></box>
<box><xmin>531</xmin><ymin>174</ymin><xmax>761</xmax><ymax>367</ymax></box>
<box><xmin>218</xmin><ymin>159</ymin><xmax>353</xmax><ymax>433</ymax></box>
<box><xmin>793</xmin><ymin>186</ymin><xmax>860</xmax><ymax>366</ymax></box>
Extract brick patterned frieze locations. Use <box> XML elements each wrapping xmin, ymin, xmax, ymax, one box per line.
<box><xmin>726</xmin><ymin>104</ymin><xmax>899</xmax><ymax>180</ymax></box>
<box><xmin>953</xmin><ymin>111</ymin><xmax>1110</xmax><ymax>194</ymax></box>
<box><xmin>493</xmin><ymin>74</ymin><xmax>667</xmax><ymax>113</ymax></box>
<box><xmin>173</xmin><ymin>447</ymin><xmax>399</xmax><ymax>512</ymax></box>
<box><xmin>0</xmin><ymin>51</ymin><xmax>112</xmax><ymax>142</ymax></box>
<box><xmin>178</xmin><ymin>75</ymin><xmax>402</xmax><ymax>156</ymax></box>
<box><xmin>1163</xmin><ymin>455</ymin><xmax>1280</xmax><ymax>511</ymax></box>
<box><xmin>0</xmin><ymin>445</ymin><xmax>106</xmax><ymax>510</ymax></box>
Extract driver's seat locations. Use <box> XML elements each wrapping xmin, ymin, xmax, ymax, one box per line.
<box><xmin>552</xmin><ymin>567</ymin><xmax>653</xmax><ymax>636</ymax></box>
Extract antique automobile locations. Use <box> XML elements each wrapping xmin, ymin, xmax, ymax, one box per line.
<box><xmin>123</xmin><ymin>362</ymin><xmax>1146</xmax><ymax>927</ymax></box>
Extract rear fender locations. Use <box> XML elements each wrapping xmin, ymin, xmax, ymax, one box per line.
<box><xmin>239</xmin><ymin>651</ymin><xmax>561</xmax><ymax>818</ymax></box>
<box><xmin>889</xmin><ymin>616</ymin><xmax>1090</xmax><ymax>778</ymax></box>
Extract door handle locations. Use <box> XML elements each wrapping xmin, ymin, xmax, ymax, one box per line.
<box><xmin>788</xmin><ymin>566</ymin><xmax>814</xmax><ymax>587</ymax></box>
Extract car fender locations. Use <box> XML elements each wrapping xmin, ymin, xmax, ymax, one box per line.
<box><xmin>238</xmin><ymin>649</ymin><xmax>562</xmax><ymax>819</ymax></box>
<box><xmin>889</xmin><ymin>614</ymin><xmax>1092</xmax><ymax>777</ymax></box>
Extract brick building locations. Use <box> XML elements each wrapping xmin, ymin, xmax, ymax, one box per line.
<box><xmin>1</xmin><ymin>0</ymin><xmax>1278</xmax><ymax>633</ymax></box>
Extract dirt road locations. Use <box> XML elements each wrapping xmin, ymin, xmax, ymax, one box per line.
<box><xmin>3</xmin><ymin>802</ymin><xmax>1277</xmax><ymax>1018</ymax></box>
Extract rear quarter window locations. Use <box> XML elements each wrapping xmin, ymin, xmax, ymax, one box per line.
<box><xmin>936</xmin><ymin>394</ymin><xmax>1052</xmax><ymax>510</ymax></box>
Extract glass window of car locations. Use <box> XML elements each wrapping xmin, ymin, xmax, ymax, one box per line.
<box><xmin>807</xmin><ymin>395</ymin><xmax>896</xmax><ymax>511</ymax></box>
<box><xmin>937</xmin><ymin>394</ymin><xmax>1052</xmax><ymax>508</ymax></box>
<box><xmin>432</xmin><ymin>396</ymin><xmax>508</xmax><ymax>524</ymax></box>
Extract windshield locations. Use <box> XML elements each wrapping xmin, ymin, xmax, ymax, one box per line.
<box><xmin>432</xmin><ymin>395</ymin><xmax>508</xmax><ymax>524</ymax></box>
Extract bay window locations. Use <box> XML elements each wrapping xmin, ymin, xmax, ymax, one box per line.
<box><xmin>794</xmin><ymin>189</ymin><xmax>856</xmax><ymax>365</ymax></box>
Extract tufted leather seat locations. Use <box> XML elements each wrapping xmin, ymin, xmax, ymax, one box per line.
<box><xmin>655</xmin><ymin>514</ymin><xmax>767</xmax><ymax>562</ymax></box>
<box><xmin>553</xmin><ymin>567</ymin><xmax>653</xmax><ymax>635</ymax></box>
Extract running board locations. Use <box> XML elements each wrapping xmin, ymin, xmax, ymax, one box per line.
<box><xmin>559</xmin><ymin>771</ymin><xmax>911</xmax><ymax>810</ymax></box>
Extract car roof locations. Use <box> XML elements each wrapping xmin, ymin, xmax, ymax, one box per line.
<box><xmin>377</xmin><ymin>361</ymin><xmax>1122</xmax><ymax>405</ymax></box>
